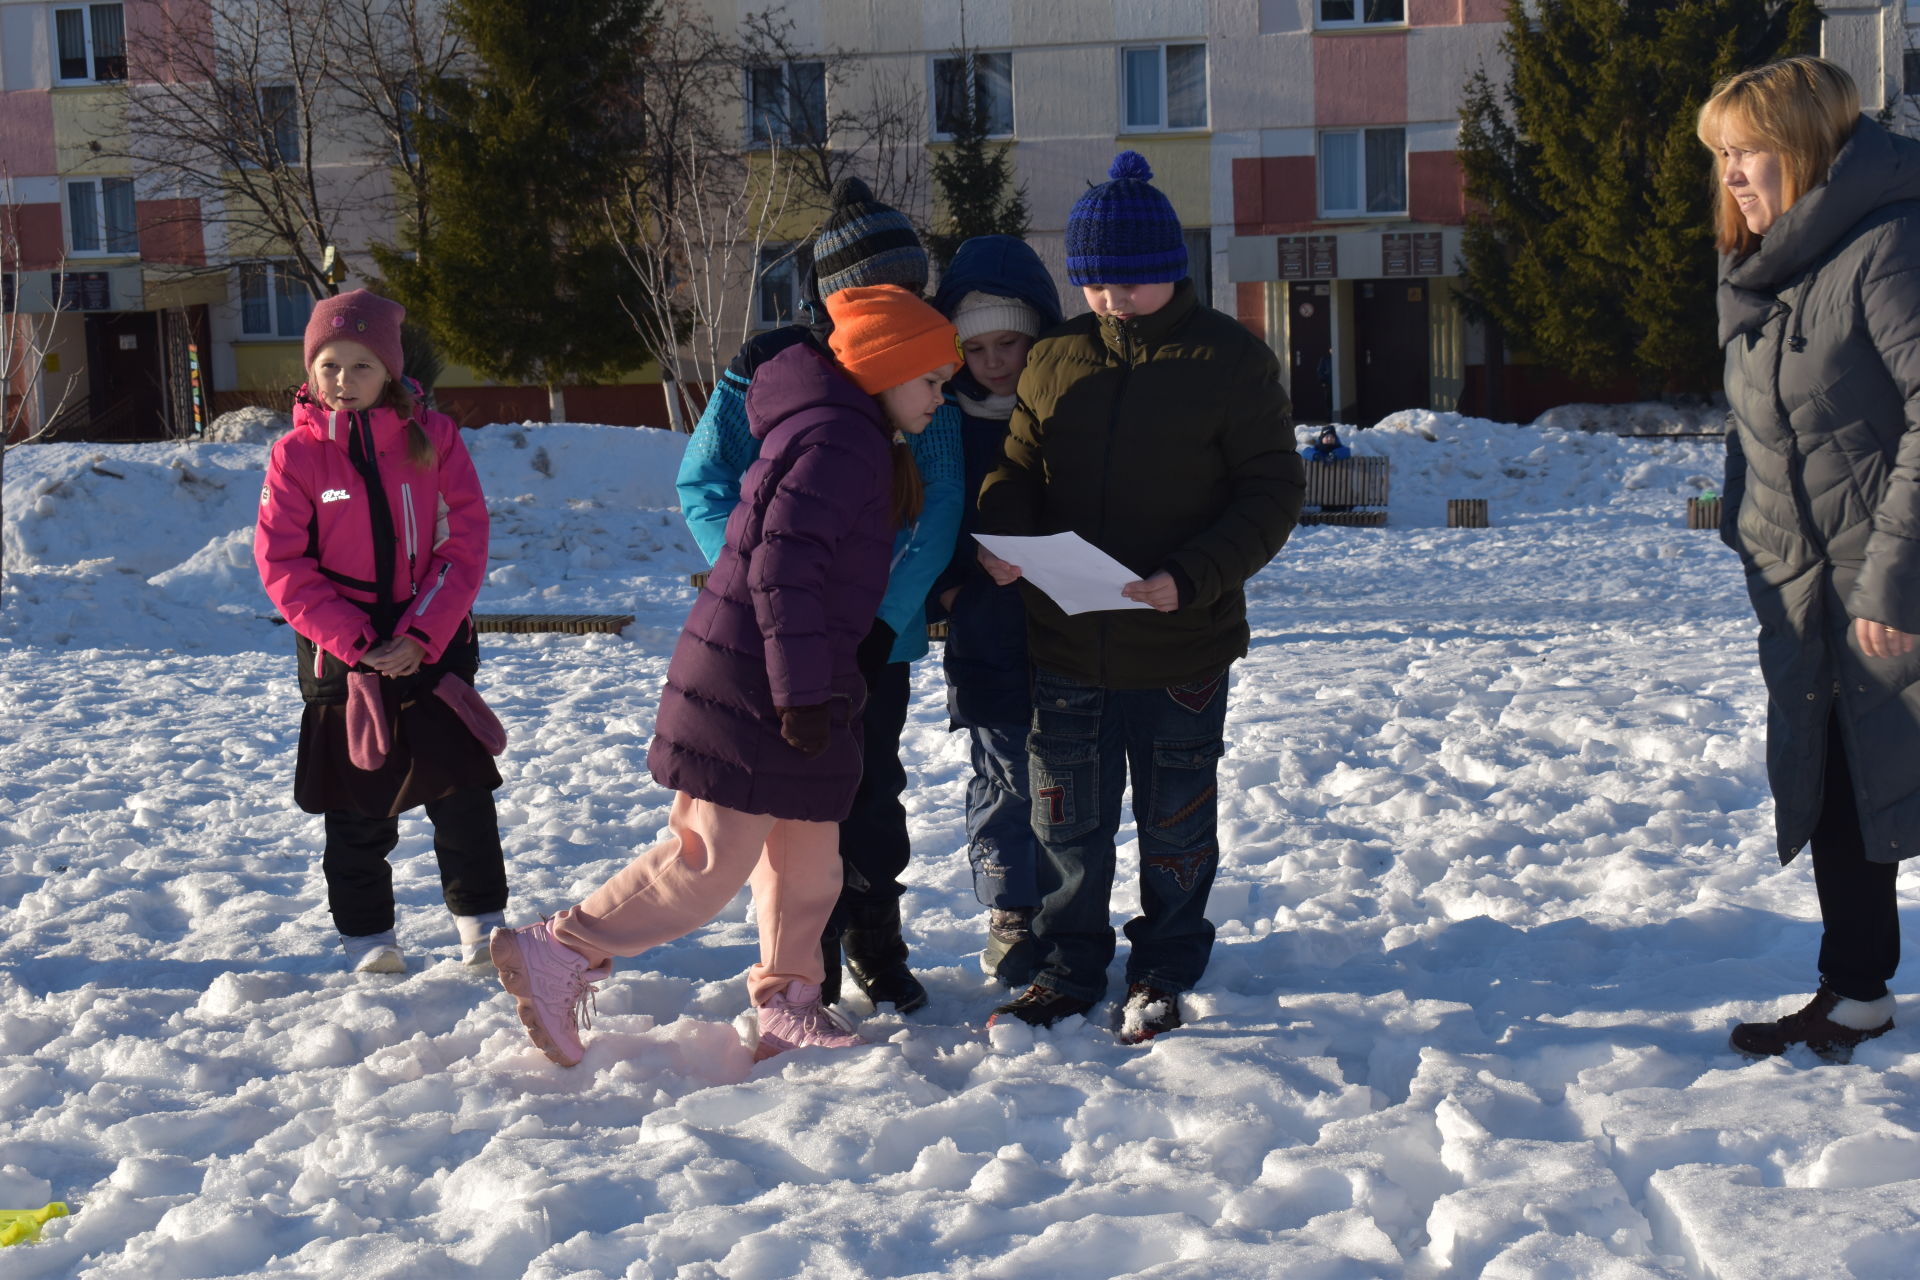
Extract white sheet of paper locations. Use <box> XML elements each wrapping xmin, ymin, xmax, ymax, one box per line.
<box><xmin>972</xmin><ymin>532</ymin><xmax>1154</xmax><ymax>616</ymax></box>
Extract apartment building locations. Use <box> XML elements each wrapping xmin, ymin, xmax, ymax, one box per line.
<box><xmin>4</xmin><ymin>1</ymin><xmax>1910</xmax><ymax>440</ymax></box>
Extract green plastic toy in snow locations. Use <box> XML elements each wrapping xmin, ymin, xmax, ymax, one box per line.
<box><xmin>0</xmin><ymin>1202</ymin><xmax>67</xmax><ymax>1247</ymax></box>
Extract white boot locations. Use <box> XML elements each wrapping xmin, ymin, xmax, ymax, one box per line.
<box><xmin>342</xmin><ymin>929</ymin><xmax>405</xmax><ymax>974</ymax></box>
<box><xmin>454</xmin><ymin>911</ymin><xmax>508</xmax><ymax>966</ymax></box>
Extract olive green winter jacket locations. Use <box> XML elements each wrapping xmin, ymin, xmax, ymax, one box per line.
<box><xmin>977</xmin><ymin>279</ymin><xmax>1303</xmax><ymax>688</ymax></box>
<box><xmin>1719</xmin><ymin>115</ymin><xmax>1920</xmax><ymax>865</ymax></box>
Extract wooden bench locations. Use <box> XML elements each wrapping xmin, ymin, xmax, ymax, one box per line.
<box><xmin>1300</xmin><ymin>456</ymin><xmax>1389</xmax><ymax>527</ymax></box>
<box><xmin>472</xmin><ymin>613</ymin><xmax>633</xmax><ymax>635</ymax></box>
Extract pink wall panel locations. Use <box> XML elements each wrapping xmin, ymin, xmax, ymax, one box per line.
<box><xmin>1462</xmin><ymin>0</ymin><xmax>1509</xmax><ymax>22</ymax></box>
<box><xmin>136</xmin><ymin>199</ymin><xmax>205</xmax><ymax>265</ymax></box>
<box><xmin>4</xmin><ymin>204</ymin><xmax>67</xmax><ymax>269</ymax></box>
<box><xmin>1314</xmin><ymin>33</ymin><xmax>1408</xmax><ymax>126</ymax></box>
<box><xmin>0</xmin><ymin>93</ymin><xmax>57</xmax><ymax>178</ymax></box>
<box><xmin>128</xmin><ymin>0</ymin><xmax>215</xmax><ymax>84</ymax></box>
<box><xmin>1233</xmin><ymin>155</ymin><xmax>1318</xmax><ymax>235</ymax></box>
<box><xmin>1409</xmin><ymin>149</ymin><xmax>1466</xmax><ymax>224</ymax></box>
<box><xmin>1407</xmin><ymin>0</ymin><xmax>1460</xmax><ymax>26</ymax></box>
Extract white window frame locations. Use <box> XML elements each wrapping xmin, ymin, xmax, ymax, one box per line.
<box><xmin>237</xmin><ymin>261</ymin><xmax>314</xmax><ymax>339</ymax></box>
<box><xmin>52</xmin><ymin>3</ymin><xmax>126</xmax><ymax>85</ymax></box>
<box><xmin>1315</xmin><ymin>0</ymin><xmax>1408</xmax><ymax>30</ymax></box>
<box><xmin>64</xmin><ymin>176</ymin><xmax>138</xmax><ymax>256</ymax></box>
<box><xmin>754</xmin><ymin>243</ymin><xmax>801</xmax><ymax>329</ymax></box>
<box><xmin>1317</xmin><ymin>126</ymin><xmax>1408</xmax><ymax>219</ymax></box>
<box><xmin>930</xmin><ymin>50</ymin><xmax>1015</xmax><ymax>141</ymax></box>
<box><xmin>746</xmin><ymin>60</ymin><xmax>827</xmax><ymax>147</ymax></box>
<box><xmin>1120</xmin><ymin>42</ymin><xmax>1208</xmax><ymax>133</ymax></box>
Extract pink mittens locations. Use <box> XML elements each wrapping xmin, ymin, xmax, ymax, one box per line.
<box><xmin>346</xmin><ymin>671</ymin><xmax>392</xmax><ymax>770</ymax></box>
<box><xmin>435</xmin><ymin>673</ymin><xmax>507</xmax><ymax>755</ymax></box>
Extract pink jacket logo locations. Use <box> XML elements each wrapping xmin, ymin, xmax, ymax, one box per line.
<box><xmin>320</xmin><ymin>489</ymin><xmax>351</xmax><ymax>504</ymax></box>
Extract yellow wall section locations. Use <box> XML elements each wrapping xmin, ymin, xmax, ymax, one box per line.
<box><xmin>233</xmin><ymin>342</ymin><xmax>305</xmax><ymax>391</ymax></box>
<box><xmin>51</xmin><ymin>86</ymin><xmax>128</xmax><ymax>175</ymax></box>
<box><xmin>1111</xmin><ymin>137</ymin><xmax>1210</xmax><ymax>226</ymax></box>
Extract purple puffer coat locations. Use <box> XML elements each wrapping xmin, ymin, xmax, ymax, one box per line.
<box><xmin>648</xmin><ymin>344</ymin><xmax>897</xmax><ymax>821</ymax></box>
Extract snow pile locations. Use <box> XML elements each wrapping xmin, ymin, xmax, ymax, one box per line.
<box><xmin>203</xmin><ymin>406</ymin><xmax>291</xmax><ymax>444</ymax></box>
<box><xmin>4</xmin><ymin>414</ymin><xmax>1919</xmax><ymax>1280</ymax></box>
<box><xmin>1299</xmin><ymin>409</ymin><xmax>1724</xmax><ymax>529</ymax></box>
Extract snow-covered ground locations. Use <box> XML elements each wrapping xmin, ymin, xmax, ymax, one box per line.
<box><xmin>2</xmin><ymin>409</ymin><xmax>1917</xmax><ymax>1280</ymax></box>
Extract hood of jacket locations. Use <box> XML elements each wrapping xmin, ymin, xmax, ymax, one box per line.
<box><xmin>932</xmin><ymin>235</ymin><xmax>1065</xmax><ymax>333</ymax></box>
<box><xmin>743</xmin><ymin>343</ymin><xmax>890</xmax><ymax>444</ymax></box>
<box><xmin>1720</xmin><ymin>115</ymin><xmax>1920</xmax><ymax>343</ymax></box>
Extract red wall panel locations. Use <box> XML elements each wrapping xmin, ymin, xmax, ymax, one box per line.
<box><xmin>4</xmin><ymin>204</ymin><xmax>66</xmax><ymax>270</ymax></box>
<box><xmin>1409</xmin><ymin>150</ymin><xmax>1466</xmax><ymax>224</ymax></box>
<box><xmin>1315</xmin><ymin>33</ymin><xmax>1407</xmax><ymax>126</ymax></box>
<box><xmin>1233</xmin><ymin>155</ymin><xmax>1318</xmax><ymax>235</ymax></box>
<box><xmin>136</xmin><ymin>199</ymin><xmax>205</xmax><ymax>265</ymax></box>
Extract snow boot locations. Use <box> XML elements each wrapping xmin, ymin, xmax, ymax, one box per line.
<box><xmin>754</xmin><ymin>980</ymin><xmax>866</xmax><ymax>1059</ymax></box>
<box><xmin>981</xmin><ymin>907</ymin><xmax>1037</xmax><ymax>987</ymax></box>
<box><xmin>1730</xmin><ymin>986</ymin><xmax>1894</xmax><ymax>1063</ymax></box>
<box><xmin>341</xmin><ymin>929</ymin><xmax>404</xmax><ymax>974</ymax></box>
<box><xmin>491</xmin><ymin>920</ymin><xmax>610</xmax><ymax>1067</ymax></box>
<box><xmin>987</xmin><ymin>982</ymin><xmax>1095</xmax><ymax>1029</ymax></box>
<box><xmin>1116</xmin><ymin>982</ymin><xmax>1183</xmax><ymax>1046</ymax></box>
<box><xmin>842</xmin><ymin>900</ymin><xmax>928</xmax><ymax>1014</ymax></box>
<box><xmin>453</xmin><ymin>910</ymin><xmax>507</xmax><ymax>966</ymax></box>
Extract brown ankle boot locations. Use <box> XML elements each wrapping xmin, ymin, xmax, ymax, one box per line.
<box><xmin>1729</xmin><ymin>987</ymin><xmax>1894</xmax><ymax>1063</ymax></box>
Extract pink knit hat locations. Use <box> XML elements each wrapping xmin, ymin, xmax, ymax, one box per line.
<box><xmin>305</xmin><ymin>289</ymin><xmax>406</xmax><ymax>381</ymax></box>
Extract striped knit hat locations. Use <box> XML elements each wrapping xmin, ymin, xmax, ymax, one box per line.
<box><xmin>812</xmin><ymin>177</ymin><xmax>928</xmax><ymax>298</ymax></box>
<box><xmin>1064</xmin><ymin>151</ymin><xmax>1188</xmax><ymax>286</ymax></box>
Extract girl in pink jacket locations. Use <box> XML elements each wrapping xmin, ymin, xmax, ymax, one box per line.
<box><xmin>254</xmin><ymin>289</ymin><xmax>510</xmax><ymax>974</ymax></box>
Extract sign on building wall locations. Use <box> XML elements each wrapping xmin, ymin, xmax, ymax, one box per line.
<box><xmin>57</xmin><ymin>273</ymin><xmax>113</xmax><ymax>311</ymax></box>
<box><xmin>1278</xmin><ymin>235</ymin><xmax>1340</xmax><ymax>280</ymax></box>
<box><xmin>1413</xmin><ymin>232</ymin><xmax>1444</xmax><ymax>276</ymax></box>
<box><xmin>1382</xmin><ymin>233</ymin><xmax>1411</xmax><ymax>277</ymax></box>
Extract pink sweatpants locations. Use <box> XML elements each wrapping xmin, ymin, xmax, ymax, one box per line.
<box><xmin>548</xmin><ymin>793</ymin><xmax>842</xmax><ymax>1006</ymax></box>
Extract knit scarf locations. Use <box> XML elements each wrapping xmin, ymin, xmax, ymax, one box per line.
<box><xmin>954</xmin><ymin>387</ymin><xmax>1017</xmax><ymax>421</ymax></box>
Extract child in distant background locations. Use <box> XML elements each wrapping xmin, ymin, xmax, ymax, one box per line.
<box><xmin>927</xmin><ymin>235</ymin><xmax>1061</xmax><ymax>987</ymax></box>
<box><xmin>493</xmin><ymin>286</ymin><xmax>959</xmax><ymax>1068</ymax></box>
<box><xmin>255</xmin><ymin>290</ymin><xmax>509</xmax><ymax>974</ymax></box>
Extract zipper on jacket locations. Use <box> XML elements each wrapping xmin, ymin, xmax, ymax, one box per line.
<box><xmin>1096</xmin><ymin>316</ymin><xmax>1139</xmax><ymax>687</ymax></box>
<box><xmin>415</xmin><ymin>562</ymin><xmax>450</xmax><ymax>617</ymax></box>
<box><xmin>400</xmin><ymin>481</ymin><xmax>419</xmax><ymax>593</ymax></box>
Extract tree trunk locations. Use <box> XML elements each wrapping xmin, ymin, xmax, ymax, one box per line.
<box><xmin>661</xmin><ymin>371</ymin><xmax>688</xmax><ymax>433</ymax></box>
<box><xmin>547</xmin><ymin>384</ymin><xmax>566</xmax><ymax>422</ymax></box>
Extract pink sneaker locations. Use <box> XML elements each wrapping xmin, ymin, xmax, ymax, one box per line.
<box><xmin>491</xmin><ymin>921</ymin><xmax>610</xmax><ymax>1067</ymax></box>
<box><xmin>754</xmin><ymin>980</ymin><xmax>866</xmax><ymax>1060</ymax></box>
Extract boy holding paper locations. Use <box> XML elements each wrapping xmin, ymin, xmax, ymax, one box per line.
<box><xmin>975</xmin><ymin>152</ymin><xmax>1304</xmax><ymax>1042</ymax></box>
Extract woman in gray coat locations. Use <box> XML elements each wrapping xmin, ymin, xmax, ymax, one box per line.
<box><xmin>1702</xmin><ymin>56</ymin><xmax>1920</xmax><ymax>1061</ymax></box>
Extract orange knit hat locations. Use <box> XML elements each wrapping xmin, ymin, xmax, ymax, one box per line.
<box><xmin>824</xmin><ymin>286</ymin><xmax>959</xmax><ymax>395</ymax></box>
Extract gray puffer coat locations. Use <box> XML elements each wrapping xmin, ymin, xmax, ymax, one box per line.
<box><xmin>1719</xmin><ymin>115</ymin><xmax>1920</xmax><ymax>865</ymax></box>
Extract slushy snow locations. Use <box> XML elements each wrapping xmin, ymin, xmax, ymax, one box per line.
<box><xmin>2</xmin><ymin>409</ymin><xmax>1917</xmax><ymax>1279</ymax></box>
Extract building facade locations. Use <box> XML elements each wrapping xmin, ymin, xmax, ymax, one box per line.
<box><xmin>5</xmin><ymin>1</ymin><xmax>1912</xmax><ymax>440</ymax></box>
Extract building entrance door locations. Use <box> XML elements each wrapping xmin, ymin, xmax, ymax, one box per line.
<box><xmin>1287</xmin><ymin>281</ymin><xmax>1332</xmax><ymax>424</ymax></box>
<box><xmin>1353</xmin><ymin>278</ymin><xmax>1429</xmax><ymax>427</ymax></box>
<box><xmin>84</xmin><ymin>311</ymin><xmax>165</xmax><ymax>440</ymax></box>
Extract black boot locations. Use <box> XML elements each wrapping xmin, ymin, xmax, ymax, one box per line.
<box><xmin>842</xmin><ymin>900</ymin><xmax>928</xmax><ymax>1014</ymax></box>
<box><xmin>818</xmin><ymin>928</ymin><xmax>843</xmax><ymax>1007</ymax></box>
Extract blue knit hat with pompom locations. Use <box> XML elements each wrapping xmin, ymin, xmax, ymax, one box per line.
<box><xmin>1064</xmin><ymin>151</ymin><xmax>1187</xmax><ymax>286</ymax></box>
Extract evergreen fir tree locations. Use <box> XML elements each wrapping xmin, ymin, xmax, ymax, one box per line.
<box><xmin>1457</xmin><ymin>0</ymin><xmax>1820</xmax><ymax>397</ymax></box>
<box><xmin>926</xmin><ymin>53</ymin><xmax>1030</xmax><ymax>272</ymax></box>
<box><xmin>373</xmin><ymin>0</ymin><xmax>653</xmax><ymax>419</ymax></box>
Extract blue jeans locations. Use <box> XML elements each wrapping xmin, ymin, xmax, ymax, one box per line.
<box><xmin>966</xmin><ymin>720</ymin><xmax>1040</xmax><ymax>909</ymax></box>
<box><xmin>1026</xmin><ymin>666</ymin><xmax>1230</xmax><ymax>1003</ymax></box>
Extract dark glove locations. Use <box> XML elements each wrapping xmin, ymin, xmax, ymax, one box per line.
<box><xmin>776</xmin><ymin>704</ymin><xmax>832</xmax><ymax>758</ymax></box>
<box><xmin>856</xmin><ymin>619</ymin><xmax>898</xmax><ymax>673</ymax></box>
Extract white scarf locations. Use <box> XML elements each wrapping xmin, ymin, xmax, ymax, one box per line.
<box><xmin>955</xmin><ymin>387</ymin><xmax>1018</xmax><ymax>421</ymax></box>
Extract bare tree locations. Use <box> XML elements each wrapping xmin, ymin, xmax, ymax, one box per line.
<box><xmin>612</xmin><ymin>0</ymin><xmax>801</xmax><ymax>432</ymax></box>
<box><xmin>737</xmin><ymin>9</ymin><xmax>928</xmax><ymax>221</ymax></box>
<box><xmin>325</xmin><ymin>0</ymin><xmax>468</xmax><ymax>269</ymax></box>
<box><xmin>114</xmin><ymin>0</ymin><xmax>381</xmax><ymax>300</ymax></box>
<box><xmin>1</xmin><ymin>170</ymin><xmax>80</xmax><ymax>449</ymax></box>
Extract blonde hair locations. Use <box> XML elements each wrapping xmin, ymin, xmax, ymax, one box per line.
<box><xmin>1697</xmin><ymin>56</ymin><xmax>1859</xmax><ymax>258</ymax></box>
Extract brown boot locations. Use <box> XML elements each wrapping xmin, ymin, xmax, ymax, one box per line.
<box><xmin>1729</xmin><ymin>987</ymin><xmax>1894</xmax><ymax>1063</ymax></box>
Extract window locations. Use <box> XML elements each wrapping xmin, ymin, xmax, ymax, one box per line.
<box><xmin>66</xmin><ymin>177</ymin><xmax>137</xmax><ymax>254</ymax></box>
<box><xmin>261</xmin><ymin>86</ymin><xmax>300</xmax><ymax>166</ymax></box>
<box><xmin>933</xmin><ymin>51</ymin><xmax>1013</xmax><ymax>139</ymax></box>
<box><xmin>239</xmin><ymin>262</ymin><xmax>314</xmax><ymax>337</ymax></box>
<box><xmin>1906</xmin><ymin>48</ymin><xmax>1920</xmax><ymax>97</ymax></box>
<box><xmin>1317</xmin><ymin>0</ymin><xmax>1406</xmax><ymax>27</ymax></box>
<box><xmin>1319</xmin><ymin>127</ymin><xmax>1406</xmax><ymax>217</ymax></box>
<box><xmin>1122</xmin><ymin>42</ymin><xmax>1206</xmax><ymax>132</ymax></box>
<box><xmin>748</xmin><ymin>61</ymin><xmax>826</xmax><ymax>146</ymax></box>
<box><xmin>53</xmin><ymin>4</ymin><xmax>125</xmax><ymax>84</ymax></box>
<box><xmin>756</xmin><ymin>244</ymin><xmax>800</xmax><ymax>327</ymax></box>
